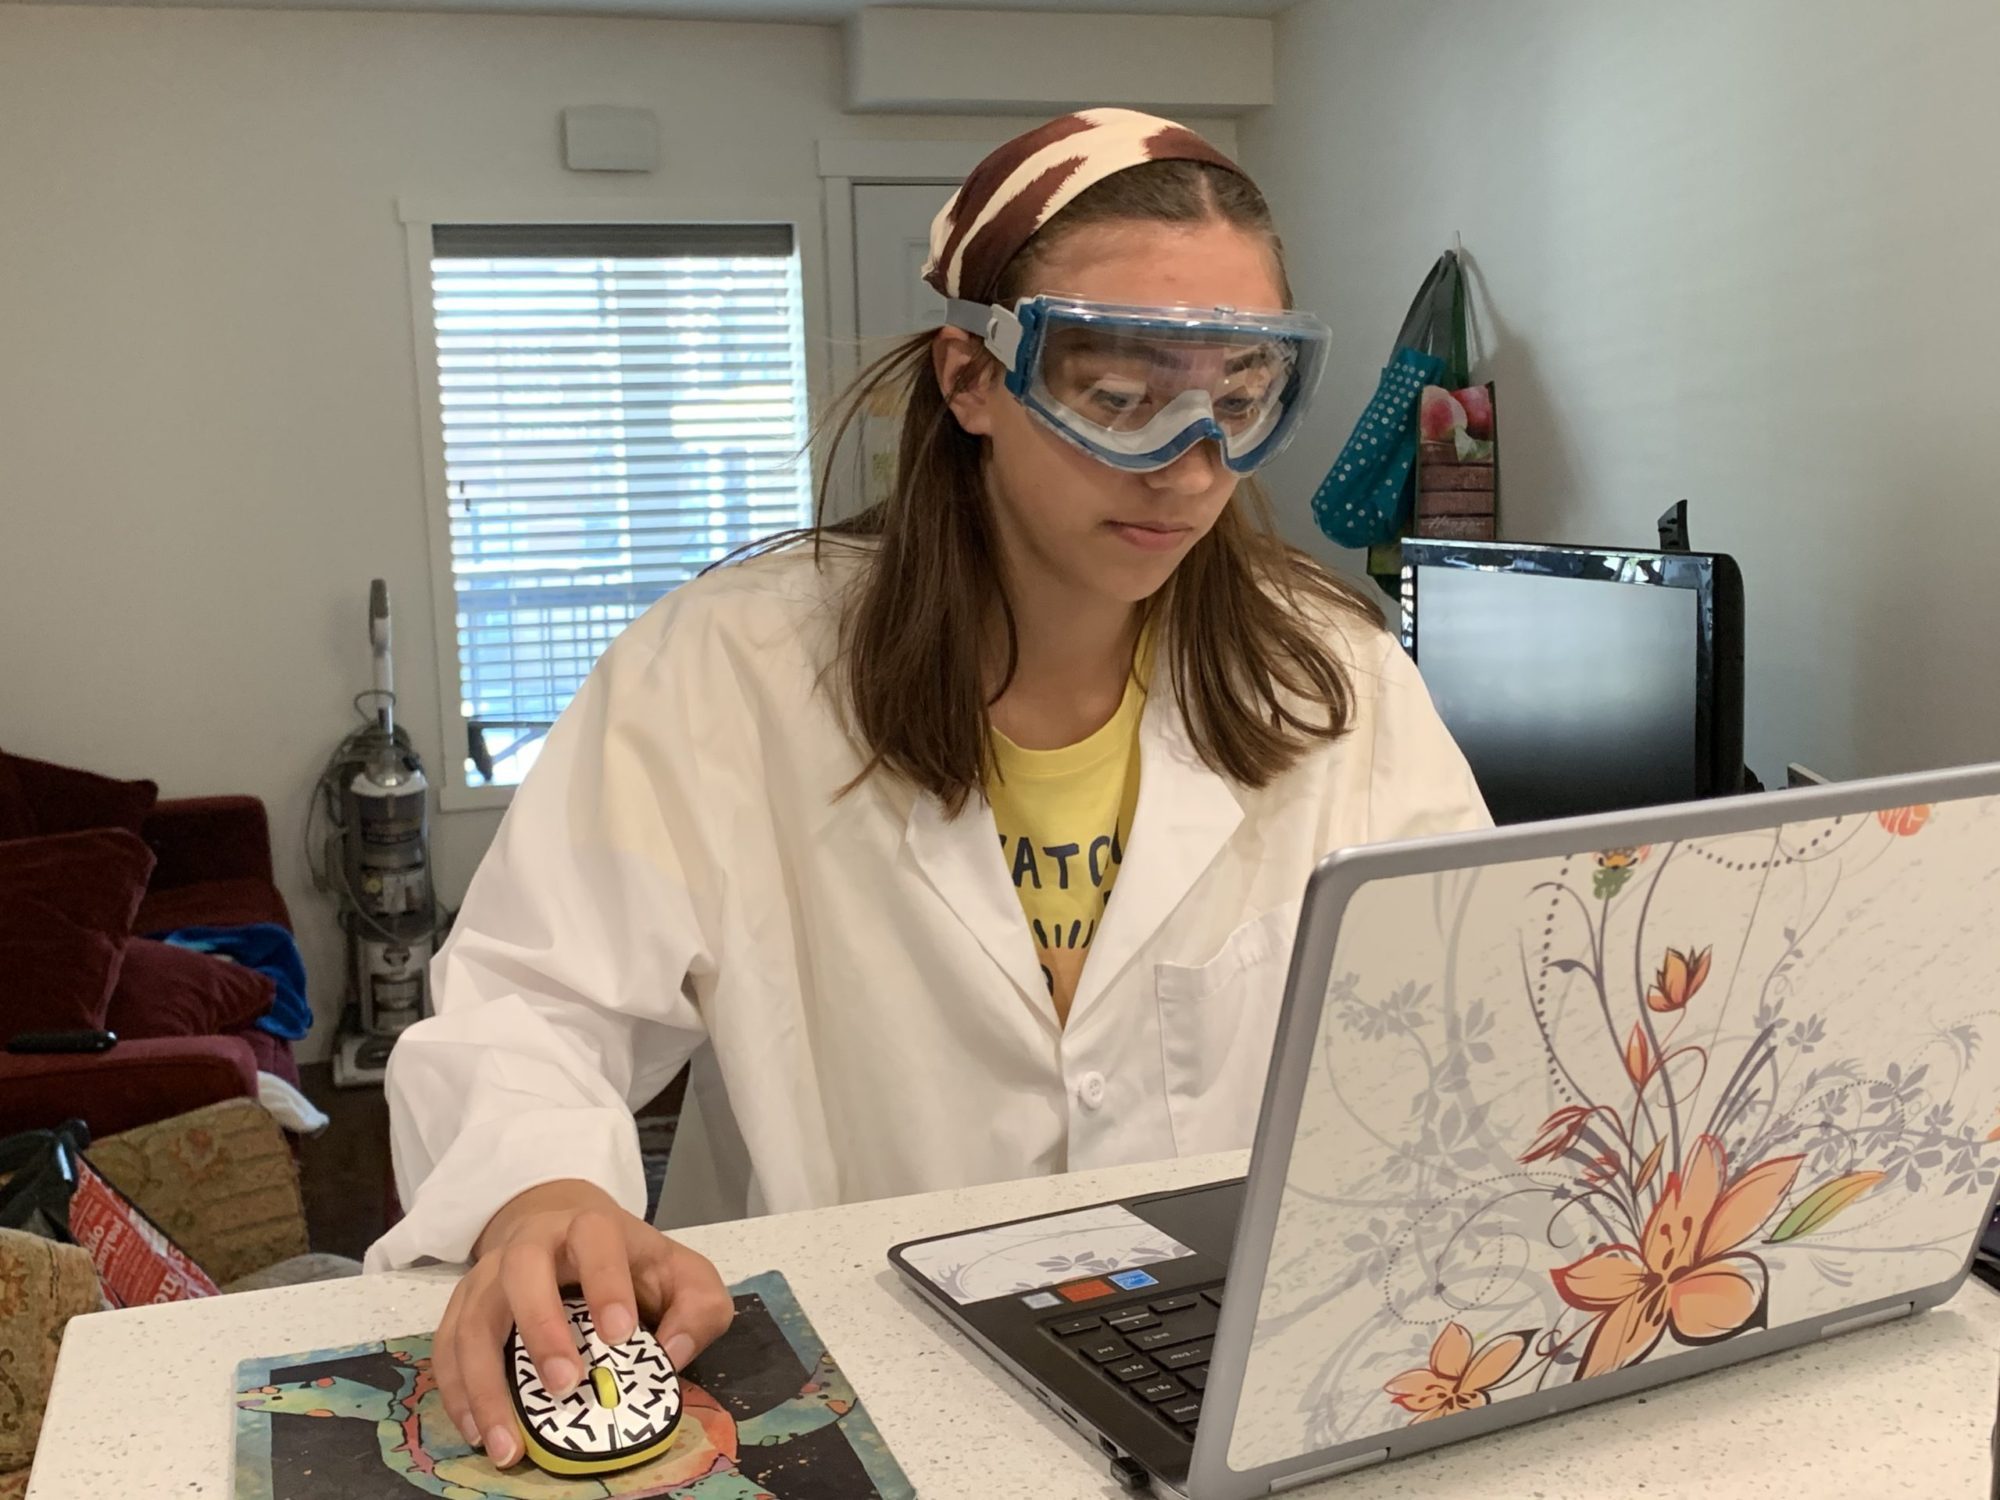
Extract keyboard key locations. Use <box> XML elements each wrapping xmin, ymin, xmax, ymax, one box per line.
<box><xmin>1150</xmin><ymin>1294</ymin><xmax>1199</xmax><ymax>1313</ymax></box>
<box><xmin>1158</xmin><ymin>1339</ymin><xmax>1212</xmax><ymax>1371</ymax></box>
<box><xmin>1184</xmin><ymin>1367</ymin><xmax>1210</xmax><ymax>1391</ymax></box>
<box><xmin>1163</xmin><ymin>1397</ymin><xmax>1203</xmax><ymax>1426</ymax></box>
<box><xmin>1051</xmin><ymin>1315</ymin><xmax>1101</xmax><ymax>1337</ymax></box>
<box><xmin>1106</xmin><ymin>1310</ymin><xmax>1160</xmax><ymax>1333</ymax></box>
<box><xmin>1107</xmin><ymin>1357</ymin><xmax>1159</xmax><ymax>1384</ymax></box>
<box><xmin>1134</xmin><ymin>1376</ymin><xmax>1187</xmax><ymax>1404</ymax></box>
<box><xmin>1078</xmin><ymin>1336</ymin><xmax>1130</xmax><ymax>1364</ymax></box>
<box><xmin>1129</xmin><ymin>1326</ymin><xmax>1186</xmax><ymax>1352</ymax></box>
<box><xmin>1201</xmin><ymin>1289</ymin><xmax>1225</xmax><ymax>1307</ymax></box>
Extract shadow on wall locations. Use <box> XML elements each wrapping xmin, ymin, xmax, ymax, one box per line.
<box><xmin>1457</xmin><ymin>251</ymin><xmax>1581</xmax><ymax>548</ymax></box>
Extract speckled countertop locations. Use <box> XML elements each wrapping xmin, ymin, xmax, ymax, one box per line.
<box><xmin>27</xmin><ymin>1150</ymin><xmax>2000</xmax><ymax>1498</ymax></box>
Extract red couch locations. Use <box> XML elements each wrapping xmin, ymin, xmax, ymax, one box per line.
<box><xmin>0</xmin><ymin>795</ymin><xmax>302</xmax><ymax>1138</ymax></box>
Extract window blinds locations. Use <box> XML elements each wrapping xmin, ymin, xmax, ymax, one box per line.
<box><xmin>429</xmin><ymin>222</ymin><xmax>812</xmax><ymax>785</ymax></box>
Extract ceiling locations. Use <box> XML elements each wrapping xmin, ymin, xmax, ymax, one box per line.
<box><xmin>28</xmin><ymin>0</ymin><xmax>1290</xmax><ymax>18</ymax></box>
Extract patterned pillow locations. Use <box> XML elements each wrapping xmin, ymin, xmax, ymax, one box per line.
<box><xmin>0</xmin><ymin>1227</ymin><xmax>102</xmax><ymax>1474</ymax></box>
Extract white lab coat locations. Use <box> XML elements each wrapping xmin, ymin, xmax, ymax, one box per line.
<box><xmin>366</xmin><ymin>546</ymin><xmax>1488</xmax><ymax>1270</ymax></box>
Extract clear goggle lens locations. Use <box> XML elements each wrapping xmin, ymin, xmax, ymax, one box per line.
<box><xmin>947</xmin><ymin>296</ymin><xmax>1329</xmax><ymax>473</ymax></box>
<box><xmin>1036</xmin><ymin>323</ymin><xmax>1298</xmax><ymax>443</ymax></box>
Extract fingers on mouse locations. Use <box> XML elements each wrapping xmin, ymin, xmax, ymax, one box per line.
<box><xmin>504</xmin><ymin>1294</ymin><xmax>684</xmax><ymax>1476</ymax></box>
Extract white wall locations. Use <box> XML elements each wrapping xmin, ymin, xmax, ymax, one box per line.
<box><xmin>1240</xmin><ymin>0</ymin><xmax>2000</xmax><ymax>791</ymax></box>
<box><xmin>0</xmin><ymin>6</ymin><xmax>1226</xmax><ymax>1060</ymax></box>
<box><xmin>28</xmin><ymin>0</ymin><xmax>1984</xmax><ymax>1064</ymax></box>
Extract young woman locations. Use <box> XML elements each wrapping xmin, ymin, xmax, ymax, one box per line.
<box><xmin>369</xmin><ymin>109</ymin><xmax>1488</xmax><ymax>1467</ymax></box>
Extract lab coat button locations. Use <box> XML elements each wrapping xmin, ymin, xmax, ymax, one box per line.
<box><xmin>1078</xmin><ymin>1071</ymin><xmax>1107</xmax><ymax>1111</ymax></box>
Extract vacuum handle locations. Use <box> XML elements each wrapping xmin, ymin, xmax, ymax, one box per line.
<box><xmin>369</xmin><ymin>578</ymin><xmax>394</xmax><ymax>735</ymax></box>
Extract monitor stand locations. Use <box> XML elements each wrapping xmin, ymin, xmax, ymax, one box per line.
<box><xmin>1658</xmin><ymin>499</ymin><xmax>1690</xmax><ymax>552</ymax></box>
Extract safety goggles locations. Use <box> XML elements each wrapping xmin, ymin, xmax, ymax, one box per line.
<box><xmin>943</xmin><ymin>294</ymin><xmax>1330</xmax><ymax>474</ymax></box>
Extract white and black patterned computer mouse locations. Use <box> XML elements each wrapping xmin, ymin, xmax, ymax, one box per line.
<box><xmin>505</xmin><ymin>1296</ymin><xmax>683</xmax><ymax>1476</ymax></box>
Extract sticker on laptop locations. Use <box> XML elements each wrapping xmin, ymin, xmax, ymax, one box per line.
<box><xmin>900</xmin><ymin>1204</ymin><xmax>1195</xmax><ymax>1305</ymax></box>
<box><xmin>1107</xmin><ymin>1269</ymin><xmax>1159</xmax><ymax>1291</ymax></box>
<box><xmin>1056</xmin><ymin>1278</ymin><xmax>1117</xmax><ymax>1302</ymax></box>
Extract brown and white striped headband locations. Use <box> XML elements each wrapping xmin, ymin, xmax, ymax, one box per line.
<box><xmin>921</xmin><ymin>108</ymin><xmax>1245</xmax><ymax>305</ymax></box>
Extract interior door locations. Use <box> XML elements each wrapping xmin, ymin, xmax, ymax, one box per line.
<box><xmin>855</xmin><ymin>182</ymin><xmax>950</xmax><ymax>340</ymax></box>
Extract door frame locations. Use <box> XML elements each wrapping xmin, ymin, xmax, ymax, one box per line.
<box><xmin>817</xmin><ymin>139</ymin><xmax>1001</xmax><ymax>392</ymax></box>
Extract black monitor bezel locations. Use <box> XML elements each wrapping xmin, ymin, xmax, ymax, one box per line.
<box><xmin>1398</xmin><ymin>537</ymin><xmax>1745</xmax><ymax>816</ymax></box>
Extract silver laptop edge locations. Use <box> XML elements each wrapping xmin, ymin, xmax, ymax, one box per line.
<box><xmin>1181</xmin><ymin>761</ymin><xmax>2000</xmax><ymax>1500</ymax></box>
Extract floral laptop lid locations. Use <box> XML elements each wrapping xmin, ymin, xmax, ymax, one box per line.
<box><xmin>1202</xmin><ymin>770</ymin><xmax>2000</xmax><ymax>1484</ymax></box>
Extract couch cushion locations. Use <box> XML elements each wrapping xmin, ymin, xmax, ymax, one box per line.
<box><xmin>0</xmin><ymin>752</ymin><xmax>157</xmax><ymax>839</ymax></box>
<box><xmin>135</xmin><ymin>877</ymin><xmax>291</xmax><ymax>937</ymax></box>
<box><xmin>90</xmin><ymin>1098</ymin><xmax>311</xmax><ymax>1286</ymax></box>
<box><xmin>0</xmin><ymin>757</ymin><xmax>29</xmax><ymax>842</ymax></box>
<box><xmin>228</xmin><ymin>1025</ymin><xmax>301</xmax><ymax>1088</ymax></box>
<box><xmin>0</xmin><ymin>1228</ymin><xmax>104</xmax><ymax>1475</ymax></box>
<box><xmin>0</xmin><ymin>829</ymin><xmax>155</xmax><ymax>1041</ymax></box>
<box><xmin>104</xmin><ymin>937</ymin><xmax>275</xmax><ymax>1042</ymax></box>
<box><xmin>0</xmin><ymin>1035</ymin><xmax>258</xmax><ymax>1139</ymax></box>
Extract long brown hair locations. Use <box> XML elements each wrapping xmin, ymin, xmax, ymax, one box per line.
<box><xmin>776</xmin><ymin>160</ymin><xmax>1381</xmax><ymax>814</ymax></box>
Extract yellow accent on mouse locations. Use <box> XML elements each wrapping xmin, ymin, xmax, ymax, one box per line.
<box><xmin>518</xmin><ymin>1425</ymin><xmax>681</xmax><ymax>1478</ymax></box>
<box><xmin>507</xmin><ymin>1296</ymin><xmax>684</xmax><ymax>1478</ymax></box>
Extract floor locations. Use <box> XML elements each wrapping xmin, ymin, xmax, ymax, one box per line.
<box><xmin>295</xmin><ymin>1062</ymin><xmax>392</xmax><ymax>1262</ymax></box>
<box><xmin>298</xmin><ymin>1060</ymin><xmax>686</xmax><ymax>1263</ymax></box>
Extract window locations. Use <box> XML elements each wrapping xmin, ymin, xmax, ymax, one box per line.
<box><xmin>425</xmin><ymin>222</ymin><xmax>812</xmax><ymax>789</ymax></box>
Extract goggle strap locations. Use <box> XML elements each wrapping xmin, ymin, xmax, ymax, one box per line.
<box><xmin>943</xmin><ymin>299</ymin><xmax>1025</xmax><ymax>374</ymax></box>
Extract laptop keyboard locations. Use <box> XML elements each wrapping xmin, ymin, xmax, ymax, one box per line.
<box><xmin>1043</xmin><ymin>1284</ymin><xmax>1225</xmax><ymax>1438</ymax></box>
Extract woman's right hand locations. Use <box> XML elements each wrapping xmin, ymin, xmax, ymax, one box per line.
<box><xmin>431</xmin><ymin>1178</ymin><xmax>734</xmax><ymax>1468</ymax></box>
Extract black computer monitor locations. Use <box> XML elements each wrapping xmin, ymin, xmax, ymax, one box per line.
<box><xmin>1400</xmin><ymin>538</ymin><xmax>1745</xmax><ymax>825</ymax></box>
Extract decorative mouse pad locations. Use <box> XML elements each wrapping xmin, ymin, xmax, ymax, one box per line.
<box><xmin>233</xmin><ymin>1270</ymin><xmax>914</xmax><ymax>1500</ymax></box>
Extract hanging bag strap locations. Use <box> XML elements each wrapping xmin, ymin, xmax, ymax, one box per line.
<box><xmin>1393</xmin><ymin>253</ymin><xmax>1457</xmax><ymax>352</ymax></box>
<box><xmin>1406</xmin><ymin>252</ymin><xmax>1467</xmax><ymax>372</ymax></box>
<box><xmin>1444</xmin><ymin>257</ymin><xmax>1469</xmax><ymax>388</ymax></box>
<box><xmin>1391</xmin><ymin>259</ymin><xmax>1446</xmax><ymax>348</ymax></box>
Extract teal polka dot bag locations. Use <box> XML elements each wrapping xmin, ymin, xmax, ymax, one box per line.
<box><xmin>1312</xmin><ymin>253</ymin><xmax>1467</xmax><ymax>550</ymax></box>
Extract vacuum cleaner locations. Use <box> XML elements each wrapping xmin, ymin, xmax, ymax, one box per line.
<box><xmin>313</xmin><ymin>580</ymin><xmax>448</xmax><ymax>1088</ymax></box>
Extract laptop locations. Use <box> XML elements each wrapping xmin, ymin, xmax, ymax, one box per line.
<box><xmin>890</xmin><ymin>762</ymin><xmax>2000</xmax><ymax>1498</ymax></box>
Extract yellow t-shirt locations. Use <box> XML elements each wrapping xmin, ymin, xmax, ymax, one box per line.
<box><xmin>986</xmin><ymin>668</ymin><xmax>1145</xmax><ymax>1026</ymax></box>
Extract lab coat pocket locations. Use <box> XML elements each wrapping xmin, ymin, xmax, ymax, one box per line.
<box><xmin>1154</xmin><ymin>899</ymin><xmax>1302</xmax><ymax>1156</ymax></box>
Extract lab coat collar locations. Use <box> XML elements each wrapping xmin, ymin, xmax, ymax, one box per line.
<box><xmin>902</xmin><ymin>663</ymin><xmax>1244</xmax><ymax>1033</ymax></box>
<box><xmin>905</xmin><ymin>784</ymin><xmax>1053</xmax><ymax>1025</ymax></box>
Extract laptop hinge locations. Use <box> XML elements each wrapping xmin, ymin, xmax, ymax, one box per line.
<box><xmin>1819</xmin><ymin>1301</ymin><xmax>1915</xmax><ymax>1339</ymax></box>
<box><xmin>1269</xmin><ymin>1447</ymin><xmax>1389</xmax><ymax>1491</ymax></box>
